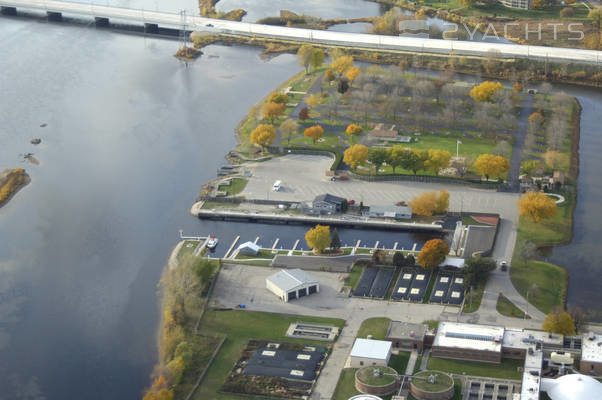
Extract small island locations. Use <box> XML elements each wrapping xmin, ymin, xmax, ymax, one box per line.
<box><xmin>0</xmin><ymin>168</ymin><xmax>30</xmax><ymax>208</ymax></box>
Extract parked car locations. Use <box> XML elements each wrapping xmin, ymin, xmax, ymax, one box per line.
<box><xmin>500</xmin><ymin>260</ymin><xmax>508</xmax><ymax>271</ymax></box>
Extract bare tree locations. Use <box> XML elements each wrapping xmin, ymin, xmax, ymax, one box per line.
<box><xmin>547</xmin><ymin>116</ymin><xmax>567</xmax><ymax>151</ymax></box>
<box><xmin>493</xmin><ymin>140</ymin><xmax>512</xmax><ymax>158</ymax></box>
<box><xmin>442</xmin><ymin>98</ymin><xmax>464</xmax><ymax>127</ymax></box>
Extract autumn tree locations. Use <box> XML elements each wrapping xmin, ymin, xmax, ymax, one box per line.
<box><xmin>279</xmin><ymin>118</ymin><xmax>298</xmax><ymax>145</ymax></box>
<box><xmin>544</xmin><ymin>150</ymin><xmax>569</xmax><ymax>170</ymax></box>
<box><xmin>469</xmin><ymin>81</ymin><xmax>503</xmax><ymax>102</ymax></box>
<box><xmin>531</xmin><ymin>0</ymin><xmax>545</xmax><ymax>9</ymax></box>
<box><xmin>425</xmin><ymin>149</ymin><xmax>451</xmax><ymax>175</ymax></box>
<box><xmin>305</xmin><ymin>224</ymin><xmax>331</xmax><ymax>253</ymax></box>
<box><xmin>474</xmin><ymin>154</ymin><xmax>510</xmax><ymax>181</ymax></box>
<box><xmin>345</xmin><ymin>123</ymin><xmax>363</xmax><ymax>142</ymax></box>
<box><xmin>368</xmin><ymin>147</ymin><xmax>388</xmax><ymax>174</ymax></box>
<box><xmin>410</xmin><ymin>190</ymin><xmax>450</xmax><ymax>216</ymax></box>
<box><xmin>343</xmin><ymin>144</ymin><xmax>369</xmax><ymax>169</ymax></box>
<box><xmin>512</xmin><ymin>82</ymin><xmax>523</xmax><ymax>92</ymax></box>
<box><xmin>310</xmin><ymin>48</ymin><xmax>325</xmax><ymax>71</ymax></box>
<box><xmin>297</xmin><ymin>44</ymin><xmax>314</xmax><ymax>73</ymax></box>
<box><xmin>268</xmin><ymin>92</ymin><xmax>289</xmax><ymax>104</ymax></box>
<box><xmin>331</xmin><ymin>55</ymin><xmax>354</xmax><ymax>77</ymax></box>
<box><xmin>543</xmin><ymin>309</ymin><xmax>576</xmax><ymax>335</ymax></box>
<box><xmin>250</xmin><ymin>124</ymin><xmax>277</xmax><ymax>151</ymax></box>
<box><xmin>306</xmin><ymin>93</ymin><xmax>321</xmax><ymax>108</ymax></box>
<box><xmin>303</xmin><ymin>125</ymin><xmax>324</xmax><ymax>144</ymax></box>
<box><xmin>346</xmin><ymin>66</ymin><xmax>361</xmax><ymax>85</ymax></box>
<box><xmin>299</xmin><ymin>107</ymin><xmax>309</xmax><ymax>121</ymax></box>
<box><xmin>262</xmin><ymin>102</ymin><xmax>286</xmax><ymax>122</ymax></box>
<box><xmin>323</xmin><ymin>69</ymin><xmax>336</xmax><ymax>85</ymax></box>
<box><xmin>518</xmin><ymin>191</ymin><xmax>558</xmax><ymax>223</ymax></box>
<box><xmin>418</xmin><ymin>239</ymin><xmax>450</xmax><ymax>269</ymax></box>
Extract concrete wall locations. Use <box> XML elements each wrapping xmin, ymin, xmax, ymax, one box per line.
<box><xmin>580</xmin><ymin>361</ymin><xmax>602</xmax><ymax>375</ymax></box>
<box><xmin>349</xmin><ymin>354</ymin><xmax>391</xmax><ymax>368</ymax></box>
<box><xmin>431</xmin><ymin>347</ymin><xmax>502</xmax><ymax>363</ymax></box>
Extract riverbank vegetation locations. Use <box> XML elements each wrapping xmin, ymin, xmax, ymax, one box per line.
<box><xmin>199</xmin><ymin>0</ymin><xmax>246</xmax><ymax>21</ymax></box>
<box><xmin>142</xmin><ymin>252</ymin><xmax>221</xmax><ymax>400</ymax></box>
<box><xmin>0</xmin><ymin>168</ymin><xmax>29</xmax><ymax>208</ymax></box>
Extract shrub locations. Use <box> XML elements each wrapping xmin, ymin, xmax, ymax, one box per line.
<box><xmin>560</xmin><ymin>7</ymin><xmax>574</xmax><ymax>18</ymax></box>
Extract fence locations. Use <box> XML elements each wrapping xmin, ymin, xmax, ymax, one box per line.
<box><xmin>348</xmin><ymin>171</ymin><xmax>502</xmax><ymax>189</ymax></box>
<box><xmin>198</xmin><ymin>196</ymin><xmax>299</xmax><ymax>206</ymax></box>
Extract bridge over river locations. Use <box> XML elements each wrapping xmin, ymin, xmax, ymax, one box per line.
<box><xmin>1</xmin><ymin>0</ymin><xmax>601</xmax><ymax>65</ymax></box>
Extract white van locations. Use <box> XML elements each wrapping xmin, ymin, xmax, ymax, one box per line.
<box><xmin>272</xmin><ymin>180</ymin><xmax>282</xmax><ymax>191</ymax></box>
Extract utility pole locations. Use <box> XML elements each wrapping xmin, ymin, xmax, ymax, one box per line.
<box><xmin>179</xmin><ymin>10</ymin><xmax>188</xmax><ymax>49</ymax></box>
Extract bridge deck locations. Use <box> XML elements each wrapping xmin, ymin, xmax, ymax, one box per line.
<box><xmin>1</xmin><ymin>0</ymin><xmax>601</xmax><ymax>65</ymax></box>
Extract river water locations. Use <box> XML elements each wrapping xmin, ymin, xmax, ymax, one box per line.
<box><xmin>0</xmin><ymin>3</ymin><xmax>601</xmax><ymax>400</ymax></box>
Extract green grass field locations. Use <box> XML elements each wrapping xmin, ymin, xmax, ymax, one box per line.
<box><xmin>516</xmin><ymin>195</ymin><xmax>573</xmax><ymax>247</ymax></box>
<box><xmin>462</xmin><ymin>279</ymin><xmax>486</xmax><ymax>313</ymax></box>
<box><xmin>427</xmin><ymin>357</ymin><xmax>523</xmax><ymax>380</ymax></box>
<box><xmin>497</xmin><ymin>293</ymin><xmax>529</xmax><ymax>319</ymax></box>
<box><xmin>356</xmin><ymin>317</ymin><xmax>391</xmax><ymax>340</ymax></box>
<box><xmin>192</xmin><ymin>310</ymin><xmax>345</xmax><ymax>400</ymax></box>
<box><xmin>218</xmin><ymin>178</ymin><xmax>247</xmax><ymax>196</ymax></box>
<box><xmin>510</xmin><ymin>260</ymin><xmax>567</xmax><ymax>314</ymax></box>
<box><xmin>346</xmin><ymin>263</ymin><xmax>364</xmax><ymax>289</ymax></box>
<box><xmin>332</xmin><ymin>369</ymin><xmax>360</xmax><ymax>400</ymax></box>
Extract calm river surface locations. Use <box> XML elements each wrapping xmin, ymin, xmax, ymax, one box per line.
<box><xmin>0</xmin><ymin>4</ymin><xmax>601</xmax><ymax>400</ymax></box>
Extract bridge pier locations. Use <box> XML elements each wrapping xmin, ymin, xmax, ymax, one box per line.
<box><xmin>144</xmin><ymin>23</ymin><xmax>158</xmax><ymax>33</ymax></box>
<box><xmin>46</xmin><ymin>11</ymin><xmax>62</xmax><ymax>21</ymax></box>
<box><xmin>94</xmin><ymin>17</ymin><xmax>109</xmax><ymax>27</ymax></box>
<box><xmin>1</xmin><ymin>6</ymin><xmax>17</xmax><ymax>15</ymax></box>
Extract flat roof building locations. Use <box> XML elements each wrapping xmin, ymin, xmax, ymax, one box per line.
<box><xmin>266</xmin><ymin>269</ymin><xmax>319</xmax><ymax>302</ymax></box>
<box><xmin>432</xmin><ymin>322</ymin><xmax>504</xmax><ymax>363</ymax></box>
<box><xmin>580</xmin><ymin>332</ymin><xmax>602</xmax><ymax>375</ymax></box>
<box><xmin>385</xmin><ymin>321</ymin><xmax>426</xmax><ymax>351</ymax></box>
<box><xmin>349</xmin><ymin>338</ymin><xmax>392</xmax><ymax>368</ymax></box>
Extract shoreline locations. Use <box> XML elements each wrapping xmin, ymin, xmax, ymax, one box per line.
<box><xmin>0</xmin><ymin>170</ymin><xmax>31</xmax><ymax>210</ymax></box>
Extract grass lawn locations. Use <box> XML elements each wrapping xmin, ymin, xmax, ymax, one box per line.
<box><xmin>462</xmin><ymin>215</ymin><xmax>494</xmax><ymax>227</ymax></box>
<box><xmin>332</xmin><ymin>369</ymin><xmax>360</xmax><ymax>400</ymax></box>
<box><xmin>497</xmin><ymin>293</ymin><xmax>529</xmax><ymax>319</ymax></box>
<box><xmin>346</xmin><ymin>263</ymin><xmax>364</xmax><ymax>289</ymax></box>
<box><xmin>201</xmin><ymin>201</ymin><xmax>239</xmax><ymax>209</ymax></box>
<box><xmin>423</xmin><ymin>320</ymin><xmax>439</xmax><ymax>331</ymax></box>
<box><xmin>423</xmin><ymin>272</ymin><xmax>437</xmax><ymax>304</ymax></box>
<box><xmin>510</xmin><ymin>260</ymin><xmax>567</xmax><ymax>314</ymax></box>
<box><xmin>226</xmin><ymin>259</ymin><xmax>273</xmax><ymax>267</ymax></box>
<box><xmin>516</xmin><ymin>194</ymin><xmax>573</xmax><ymax>247</ymax></box>
<box><xmin>389</xmin><ymin>351</ymin><xmax>411</xmax><ymax>374</ymax></box>
<box><xmin>192</xmin><ymin>310</ymin><xmax>345</xmax><ymax>400</ymax></box>
<box><xmin>355</xmin><ymin>248</ymin><xmax>372</xmax><ymax>254</ymax></box>
<box><xmin>357</xmin><ymin>317</ymin><xmax>391</xmax><ymax>340</ymax></box>
<box><xmin>218</xmin><ymin>178</ymin><xmax>247</xmax><ymax>196</ymax></box>
<box><xmin>462</xmin><ymin>279</ymin><xmax>486</xmax><ymax>313</ymax></box>
<box><xmin>289</xmin><ymin>132</ymin><xmax>344</xmax><ymax>150</ymax></box>
<box><xmin>427</xmin><ymin>357</ymin><xmax>523</xmax><ymax>380</ymax></box>
<box><xmin>234</xmin><ymin>249</ymin><xmax>278</xmax><ymax>260</ymax></box>
<box><xmin>402</xmin><ymin>134</ymin><xmax>497</xmax><ymax>160</ymax></box>
<box><xmin>177</xmin><ymin>240</ymin><xmax>200</xmax><ymax>262</ymax></box>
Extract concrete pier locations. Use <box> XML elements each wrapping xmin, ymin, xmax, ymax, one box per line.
<box><xmin>94</xmin><ymin>16</ymin><xmax>109</xmax><ymax>27</ymax></box>
<box><xmin>47</xmin><ymin>11</ymin><xmax>62</xmax><ymax>21</ymax></box>
<box><xmin>1</xmin><ymin>6</ymin><xmax>16</xmax><ymax>15</ymax></box>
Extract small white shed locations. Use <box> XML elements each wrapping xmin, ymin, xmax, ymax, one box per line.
<box><xmin>237</xmin><ymin>241</ymin><xmax>260</xmax><ymax>256</ymax></box>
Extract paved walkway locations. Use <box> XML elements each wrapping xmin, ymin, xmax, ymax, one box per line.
<box><xmin>405</xmin><ymin>350</ymin><xmax>419</xmax><ymax>375</ymax></box>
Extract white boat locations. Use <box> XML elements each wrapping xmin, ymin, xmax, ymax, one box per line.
<box><xmin>206</xmin><ymin>236</ymin><xmax>218</xmax><ymax>249</ymax></box>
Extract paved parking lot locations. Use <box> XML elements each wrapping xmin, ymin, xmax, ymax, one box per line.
<box><xmin>241</xmin><ymin>154</ymin><xmax>519</xmax><ymax>221</ymax></box>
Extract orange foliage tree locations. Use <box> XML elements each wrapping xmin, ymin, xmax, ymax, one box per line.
<box><xmin>250</xmin><ymin>124</ymin><xmax>277</xmax><ymax>151</ymax></box>
<box><xmin>418</xmin><ymin>239</ymin><xmax>450</xmax><ymax>269</ymax></box>
<box><xmin>262</xmin><ymin>102</ymin><xmax>286</xmax><ymax>122</ymax></box>
<box><xmin>304</xmin><ymin>125</ymin><xmax>324</xmax><ymax>143</ymax></box>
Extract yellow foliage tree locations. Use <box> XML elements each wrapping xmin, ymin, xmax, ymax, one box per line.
<box><xmin>513</xmin><ymin>82</ymin><xmax>523</xmax><ymax>92</ymax></box>
<box><xmin>532</xmin><ymin>0</ymin><xmax>545</xmax><ymax>9</ymax></box>
<box><xmin>543</xmin><ymin>310</ymin><xmax>576</xmax><ymax>335</ymax></box>
<box><xmin>305</xmin><ymin>224</ymin><xmax>331</xmax><ymax>253</ymax></box>
<box><xmin>331</xmin><ymin>55</ymin><xmax>354</xmax><ymax>77</ymax></box>
<box><xmin>345</xmin><ymin>66</ymin><xmax>361</xmax><ymax>84</ymax></box>
<box><xmin>417</xmin><ymin>239</ymin><xmax>450</xmax><ymax>269</ymax></box>
<box><xmin>529</xmin><ymin>110</ymin><xmax>545</xmax><ymax>126</ymax></box>
<box><xmin>345</xmin><ymin>123</ymin><xmax>363</xmax><ymax>137</ymax></box>
<box><xmin>410</xmin><ymin>190</ymin><xmax>450</xmax><ymax>216</ymax></box>
<box><xmin>297</xmin><ymin>44</ymin><xmax>314</xmax><ymax>73</ymax></box>
<box><xmin>544</xmin><ymin>150</ymin><xmax>569</xmax><ymax>170</ymax></box>
<box><xmin>250</xmin><ymin>124</ymin><xmax>277</xmax><ymax>151</ymax></box>
<box><xmin>424</xmin><ymin>149</ymin><xmax>451</xmax><ymax>175</ymax></box>
<box><xmin>469</xmin><ymin>81</ymin><xmax>503</xmax><ymax>102</ymax></box>
<box><xmin>303</xmin><ymin>125</ymin><xmax>324</xmax><ymax>143</ymax></box>
<box><xmin>262</xmin><ymin>102</ymin><xmax>286</xmax><ymax>122</ymax></box>
<box><xmin>151</xmin><ymin>376</ymin><xmax>168</xmax><ymax>392</ymax></box>
<box><xmin>474</xmin><ymin>154</ymin><xmax>510</xmax><ymax>181</ymax></box>
<box><xmin>306</xmin><ymin>94</ymin><xmax>321</xmax><ymax>108</ymax></box>
<box><xmin>167</xmin><ymin>356</ymin><xmax>185</xmax><ymax>384</ymax></box>
<box><xmin>156</xmin><ymin>389</ymin><xmax>175</xmax><ymax>400</ymax></box>
<box><xmin>143</xmin><ymin>392</ymin><xmax>158</xmax><ymax>400</ymax></box>
<box><xmin>324</xmin><ymin>69</ymin><xmax>336</xmax><ymax>84</ymax></box>
<box><xmin>343</xmin><ymin>144</ymin><xmax>369</xmax><ymax>169</ymax></box>
<box><xmin>517</xmin><ymin>192</ymin><xmax>558</xmax><ymax>223</ymax></box>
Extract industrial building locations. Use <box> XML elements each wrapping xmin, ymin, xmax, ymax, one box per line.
<box><xmin>579</xmin><ymin>331</ymin><xmax>602</xmax><ymax>375</ymax></box>
<box><xmin>349</xmin><ymin>338</ymin><xmax>392</xmax><ymax>368</ymax></box>
<box><xmin>266</xmin><ymin>269</ymin><xmax>319</xmax><ymax>302</ymax></box>
<box><xmin>385</xmin><ymin>321</ymin><xmax>427</xmax><ymax>351</ymax></box>
<box><xmin>432</xmin><ymin>322</ymin><xmax>504</xmax><ymax>363</ymax></box>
